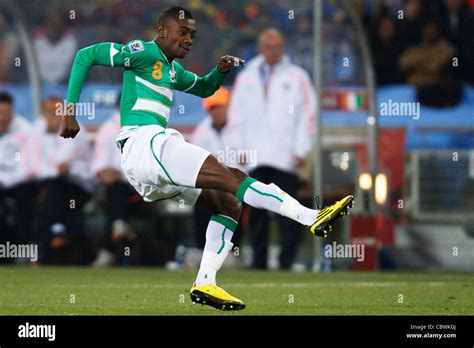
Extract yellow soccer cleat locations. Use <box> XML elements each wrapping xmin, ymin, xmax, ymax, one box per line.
<box><xmin>190</xmin><ymin>283</ymin><xmax>245</xmax><ymax>311</ymax></box>
<box><xmin>309</xmin><ymin>195</ymin><xmax>354</xmax><ymax>237</ymax></box>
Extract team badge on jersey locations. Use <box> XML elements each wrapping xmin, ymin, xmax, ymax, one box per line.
<box><xmin>169</xmin><ymin>67</ymin><xmax>176</xmax><ymax>83</ymax></box>
<box><xmin>129</xmin><ymin>41</ymin><xmax>144</xmax><ymax>54</ymax></box>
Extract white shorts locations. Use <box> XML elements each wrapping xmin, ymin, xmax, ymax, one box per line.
<box><xmin>120</xmin><ymin>125</ymin><xmax>210</xmax><ymax>206</ymax></box>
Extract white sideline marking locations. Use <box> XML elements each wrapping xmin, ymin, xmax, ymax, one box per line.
<box><xmin>1</xmin><ymin>281</ymin><xmax>451</xmax><ymax>289</ymax></box>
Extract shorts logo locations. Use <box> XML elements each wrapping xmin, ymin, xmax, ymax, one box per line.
<box><xmin>129</xmin><ymin>41</ymin><xmax>144</xmax><ymax>54</ymax></box>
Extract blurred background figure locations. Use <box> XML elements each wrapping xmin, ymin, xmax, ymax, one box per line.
<box><xmin>371</xmin><ymin>16</ymin><xmax>404</xmax><ymax>85</ymax></box>
<box><xmin>438</xmin><ymin>0</ymin><xmax>472</xmax><ymax>81</ymax></box>
<box><xmin>29</xmin><ymin>96</ymin><xmax>93</xmax><ymax>264</ymax></box>
<box><xmin>399</xmin><ymin>21</ymin><xmax>460</xmax><ymax>107</ymax></box>
<box><xmin>0</xmin><ymin>92</ymin><xmax>34</xmax><ymax>260</ymax></box>
<box><xmin>398</xmin><ymin>0</ymin><xmax>427</xmax><ymax>46</ymax></box>
<box><xmin>33</xmin><ymin>9</ymin><xmax>77</xmax><ymax>84</ymax></box>
<box><xmin>90</xmin><ymin>108</ymin><xmax>138</xmax><ymax>267</ymax></box>
<box><xmin>0</xmin><ymin>13</ymin><xmax>20</xmax><ymax>82</ymax></box>
<box><xmin>190</xmin><ymin>87</ymin><xmax>243</xmax><ymax>263</ymax></box>
<box><xmin>228</xmin><ymin>28</ymin><xmax>315</xmax><ymax>270</ymax></box>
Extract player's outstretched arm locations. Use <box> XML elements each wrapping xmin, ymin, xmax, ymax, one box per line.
<box><xmin>174</xmin><ymin>55</ymin><xmax>245</xmax><ymax>98</ymax></box>
<box><xmin>61</xmin><ymin>42</ymin><xmax>135</xmax><ymax>138</ymax></box>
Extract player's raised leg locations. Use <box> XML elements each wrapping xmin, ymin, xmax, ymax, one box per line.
<box><xmin>196</xmin><ymin>155</ymin><xmax>353</xmax><ymax>236</ymax></box>
<box><xmin>190</xmin><ymin>188</ymin><xmax>245</xmax><ymax>310</ymax></box>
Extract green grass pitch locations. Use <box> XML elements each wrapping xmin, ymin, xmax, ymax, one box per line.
<box><xmin>0</xmin><ymin>266</ymin><xmax>473</xmax><ymax>315</ymax></box>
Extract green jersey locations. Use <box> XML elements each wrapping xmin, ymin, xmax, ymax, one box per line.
<box><xmin>67</xmin><ymin>40</ymin><xmax>227</xmax><ymax>128</ymax></box>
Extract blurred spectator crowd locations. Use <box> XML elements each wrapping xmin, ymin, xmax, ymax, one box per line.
<box><xmin>0</xmin><ymin>92</ymin><xmax>144</xmax><ymax>266</ymax></box>
<box><xmin>1</xmin><ymin>0</ymin><xmax>474</xmax><ymax>267</ymax></box>
<box><xmin>0</xmin><ymin>0</ymin><xmax>473</xmax><ymax>87</ymax></box>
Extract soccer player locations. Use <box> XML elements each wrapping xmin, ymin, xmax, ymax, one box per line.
<box><xmin>60</xmin><ymin>6</ymin><xmax>353</xmax><ymax>311</ymax></box>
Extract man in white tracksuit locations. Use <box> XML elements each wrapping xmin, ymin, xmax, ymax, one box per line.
<box><xmin>0</xmin><ymin>92</ymin><xmax>34</xmax><ymax>250</ymax></box>
<box><xmin>227</xmin><ymin>28</ymin><xmax>316</xmax><ymax>269</ymax></box>
<box><xmin>29</xmin><ymin>96</ymin><xmax>93</xmax><ymax>263</ymax></box>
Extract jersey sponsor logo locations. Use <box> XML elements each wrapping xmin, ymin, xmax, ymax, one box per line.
<box><xmin>129</xmin><ymin>40</ymin><xmax>144</xmax><ymax>54</ymax></box>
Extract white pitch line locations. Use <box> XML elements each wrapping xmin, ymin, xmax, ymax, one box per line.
<box><xmin>1</xmin><ymin>281</ymin><xmax>453</xmax><ymax>289</ymax></box>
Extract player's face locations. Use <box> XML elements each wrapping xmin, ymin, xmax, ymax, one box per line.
<box><xmin>0</xmin><ymin>102</ymin><xmax>13</xmax><ymax>133</ymax></box>
<box><xmin>163</xmin><ymin>18</ymin><xmax>196</xmax><ymax>59</ymax></box>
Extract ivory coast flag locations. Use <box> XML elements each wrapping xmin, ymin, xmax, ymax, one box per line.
<box><xmin>339</xmin><ymin>92</ymin><xmax>367</xmax><ymax>111</ymax></box>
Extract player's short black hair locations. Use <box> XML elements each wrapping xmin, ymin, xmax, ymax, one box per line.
<box><xmin>158</xmin><ymin>5</ymin><xmax>193</xmax><ymax>27</ymax></box>
<box><xmin>0</xmin><ymin>92</ymin><xmax>13</xmax><ymax>104</ymax></box>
